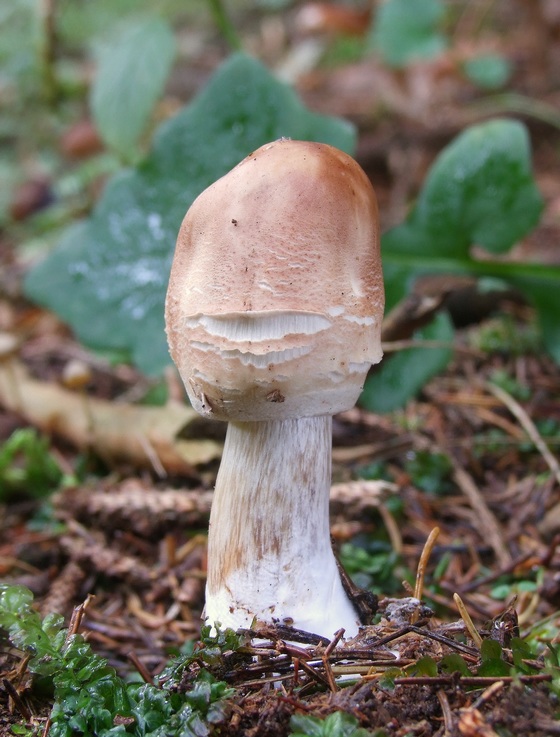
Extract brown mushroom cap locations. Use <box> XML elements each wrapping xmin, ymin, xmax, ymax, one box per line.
<box><xmin>165</xmin><ymin>138</ymin><xmax>384</xmax><ymax>421</ymax></box>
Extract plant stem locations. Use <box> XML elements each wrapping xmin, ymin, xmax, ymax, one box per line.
<box><xmin>207</xmin><ymin>0</ymin><xmax>243</xmax><ymax>51</ymax></box>
<box><xmin>469</xmin><ymin>93</ymin><xmax>560</xmax><ymax>132</ymax></box>
<box><xmin>39</xmin><ymin>0</ymin><xmax>59</xmax><ymax>106</ymax></box>
<box><xmin>384</xmin><ymin>252</ymin><xmax>560</xmax><ymax>282</ymax></box>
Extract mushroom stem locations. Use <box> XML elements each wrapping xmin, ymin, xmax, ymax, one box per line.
<box><xmin>205</xmin><ymin>415</ymin><xmax>360</xmax><ymax>637</ymax></box>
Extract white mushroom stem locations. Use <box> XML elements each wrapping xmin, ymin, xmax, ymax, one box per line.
<box><xmin>205</xmin><ymin>415</ymin><xmax>360</xmax><ymax>638</ymax></box>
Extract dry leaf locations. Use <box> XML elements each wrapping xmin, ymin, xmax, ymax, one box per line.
<box><xmin>0</xmin><ymin>358</ymin><xmax>221</xmax><ymax>474</ymax></box>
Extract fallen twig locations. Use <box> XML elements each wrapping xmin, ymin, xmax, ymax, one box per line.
<box><xmin>487</xmin><ymin>381</ymin><xmax>560</xmax><ymax>486</ymax></box>
<box><xmin>453</xmin><ymin>593</ymin><xmax>483</xmax><ymax>648</ymax></box>
<box><xmin>452</xmin><ymin>465</ymin><xmax>511</xmax><ymax>568</ymax></box>
<box><xmin>414</xmin><ymin>527</ymin><xmax>440</xmax><ymax>603</ymax></box>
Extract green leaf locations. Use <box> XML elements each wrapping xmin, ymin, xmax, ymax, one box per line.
<box><xmin>90</xmin><ymin>16</ymin><xmax>176</xmax><ymax>159</ymax></box>
<box><xmin>477</xmin><ymin>657</ymin><xmax>510</xmax><ymax>677</ymax></box>
<box><xmin>404</xmin><ymin>448</ymin><xmax>453</xmax><ymax>495</ymax></box>
<box><xmin>360</xmin><ymin>312</ymin><xmax>454</xmax><ymax>414</ymax></box>
<box><xmin>410</xmin><ymin>656</ymin><xmax>438</xmax><ymax>677</ymax></box>
<box><xmin>481</xmin><ymin>637</ymin><xmax>503</xmax><ymax>663</ymax></box>
<box><xmin>490</xmin><ymin>583</ymin><xmax>512</xmax><ymax>600</ymax></box>
<box><xmin>0</xmin><ymin>584</ymin><xmax>35</xmax><ymax>624</ymax></box>
<box><xmin>401</xmin><ymin>118</ymin><xmax>543</xmax><ymax>257</ymax></box>
<box><xmin>463</xmin><ymin>54</ymin><xmax>512</xmax><ymax>90</ymax></box>
<box><xmin>378</xmin><ymin>667</ymin><xmax>402</xmax><ymax>690</ymax></box>
<box><xmin>375</xmin><ymin>118</ymin><xmax>550</xmax><ymax>410</ymax></box>
<box><xmin>507</xmin><ymin>274</ymin><xmax>560</xmax><ymax>362</ymax></box>
<box><xmin>510</xmin><ymin>637</ymin><xmax>536</xmax><ymax>674</ymax></box>
<box><xmin>369</xmin><ymin>0</ymin><xmax>447</xmax><ymax>68</ymax></box>
<box><xmin>290</xmin><ymin>711</ymin><xmax>374</xmax><ymax>737</ymax></box>
<box><xmin>382</xmin><ymin>119</ymin><xmax>543</xmax><ymax>312</ymax></box>
<box><xmin>439</xmin><ymin>653</ymin><xmax>471</xmax><ymax>677</ymax></box>
<box><xmin>24</xmin><ymin>53</ymin><xmax>355</xmax><ymax>376</ymax></box>
<box><xmin>0</xmin><ymin>428</ymin><xmax>63</xmax><ymax>500</ymax></box>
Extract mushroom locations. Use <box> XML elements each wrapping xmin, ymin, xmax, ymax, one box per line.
<box><xmin>165</xmin><ymin>139</ymin><xmax>384</xmax><ymax>638</ymax></box>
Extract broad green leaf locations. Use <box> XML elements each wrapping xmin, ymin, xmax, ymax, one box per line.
<box><xmin>360</xmin><ymin>312</ymin><xmax>454</xmax><ymax>414</ymax></box>
<box><xmin>91</xmin><ymin>17</ymin><xmax>176</xmax><ymax>159</ymax></box>
<box><xmin>24</xmin><ymin>53</ymin><xmax>355</xmax><ymax>375</ymax></box>
<box><xmin>374</xmin><ymin>119</ymin><xmax>553</xmax><ymax>411</ymax></box>
<box><xmin>463</xmin><ymin>54</ymin><xmax>512</xmax><ymax>90</ymax></box>
<box><xmin>409</xmin><ymin>655</ymin><xmax>438</xmax><ymax>677</ymax></box>
<box><xmin>369</xmin><ymin>0</ymin><xmax>447</xmax><ymax>68</ymax></box>
<box><xmin>407</xmin><ymin>119</ymin><xmax>542</xmax><ymax>255</ymax></box>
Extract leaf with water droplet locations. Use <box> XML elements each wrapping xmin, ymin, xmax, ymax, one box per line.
<box><xmin>24</xmin><ymin>54</ymin><xmax>355</xmax><ymax>375</ymax></box>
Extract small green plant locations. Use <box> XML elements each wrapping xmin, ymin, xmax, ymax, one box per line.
<box><xmin>471</xmin><ymin>312</ymin><xmax>541</xmax><ymax>356</ymax></box>
<box><xmin>472</xmin><ymin>428</ymin><xmax>510</xmax><ymax>456</ymax></box>
<box><xmin>368</xmin><ymin>0</ymin><xmax>447</xmax><ymax>68</ymax></box>
<box><xmin>24</xmin><ymin>53</ymin><xmax>354</xmax><ymax>375</ymax></box>
<box><xmin>543</xmin><ymin>641</ymin><xmax>560</xmax><ymax>700</ymax></box>
<box><xmin>0</xmin><ymin>585</ymin><xmax>236</xmax><ymax>737</ymax></box>
<box><xmin>340</xmin><ymin>543</ymin><xmax>405</xmax><ymax>596</ymax></box>
<box><xmin>463</xmin><ymin>54</ymin><xmax>512</xmax><ymax>90</ymax></box>
<box><xmin>159</xmin><ymin>624</ymin><xmax>243</xmax><ymax>687</ymax></box>
<box><xmin>489</xmin><ymin>568</ymin><xmax>542</xmax><ymax>602</ymax></box>
<box><xmin>22</xmin><ymin>51</ymin><xmax>559</xmax><ymax>411</ymax></box>
<box><xmin>0</xmin><ymin>428</ymin><xmax>65</xmax><ymax>500</ymax></box>
<box><xmin>367</xmin><ymin>0</ymin><xmax>511</xmax><ymax>91</ymax></box>
<box><xmin>476</xmin><ymin>638</ymin><xmax>511</xmax><ymax>677</ymax></box>
<box><xmin>380</xmin><ymin>633</ymin><xmax>550</xmax><ymax>685</ymax></box>
<box><xmin>290</xmin><ymin>711</ymin><xmax>380</xmax><ymax>737</ymax></box>
<box><xmin>356</xmin><ymin>460</ymin><xmax>395</xmax><ymax>485</ymax></box>
<box><xmin>404</xmin><ymin>450</ymin><xmax>453</xmax><ymax>495</ymax></box>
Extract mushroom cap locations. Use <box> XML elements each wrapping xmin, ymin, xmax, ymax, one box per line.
<box><xmin>165</xmin><ymin>139</ymin><xmax>384</xmax><ymax>421</ymax></box>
